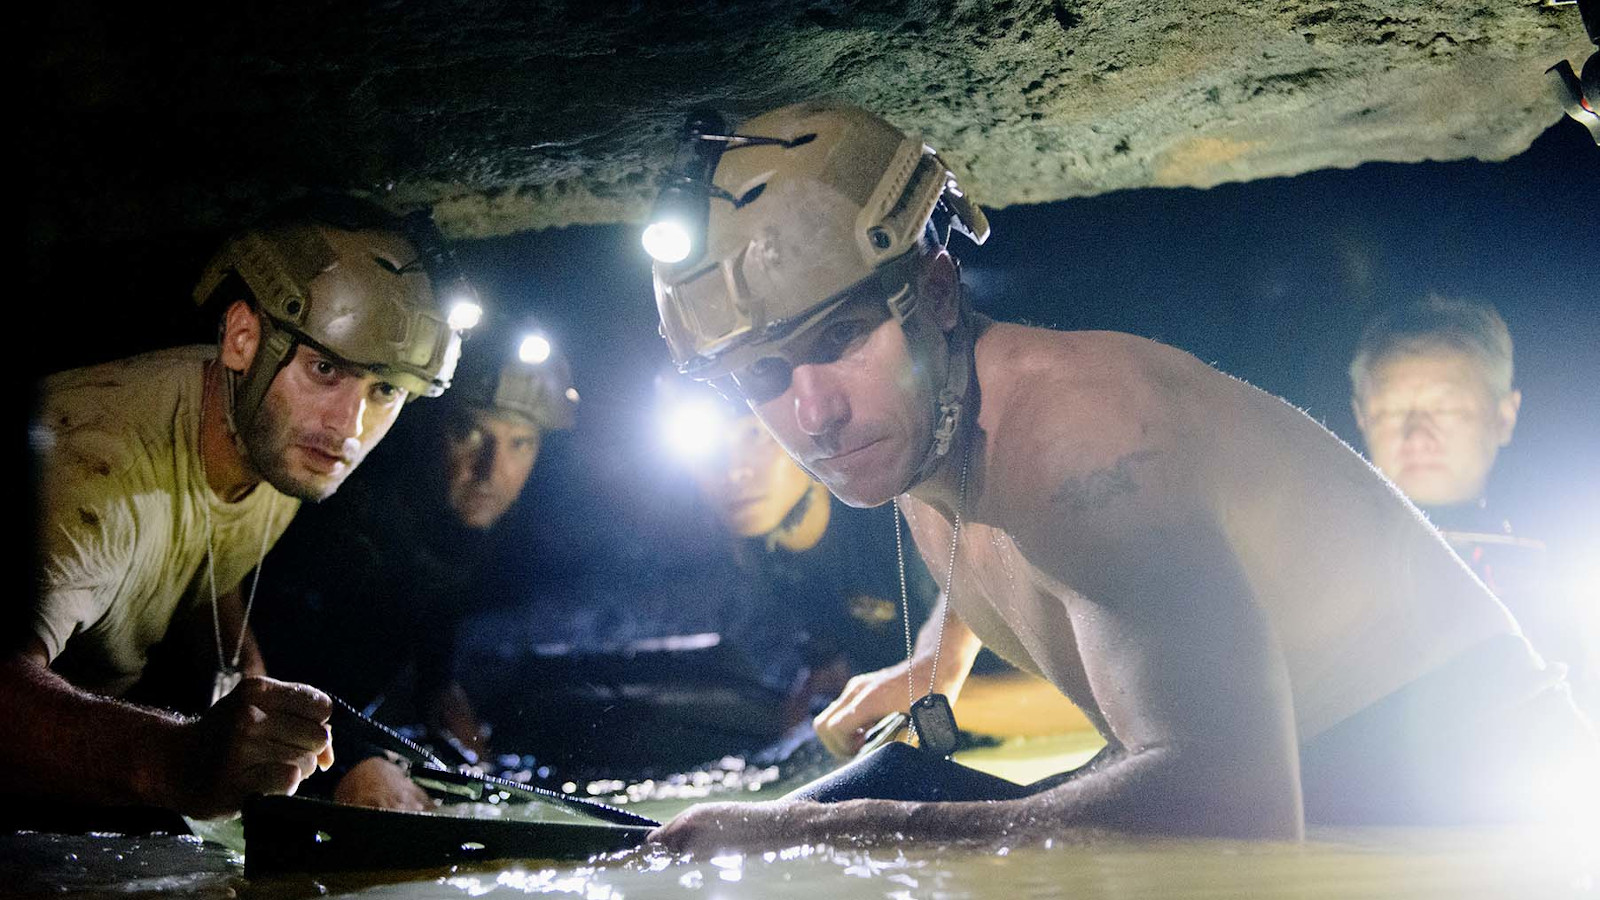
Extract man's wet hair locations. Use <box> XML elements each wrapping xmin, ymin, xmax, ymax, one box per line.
<box><xmin>1349</xmin><ymin>295</ymin><xmax>1514</xmax><ymax>400</ymax></box>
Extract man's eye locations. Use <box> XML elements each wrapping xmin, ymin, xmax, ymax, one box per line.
<box><xmin>312</xmin><ymin>359</ymin><xmax>338</xmax><ymax>378</ymax></box>
<box><xmin>372</xmin><ymin>382</ymin><xmax>402</xmax><ymax>402</ymax></box>
<box><xmin>814</xmin><ymin>320</ymin><xmax>871</xmax><ymax>362</ymax></box>
<box><xmin>734</xmin><ymin>356</ymin><xmax>793</xmax><ymax>404</ymax></box>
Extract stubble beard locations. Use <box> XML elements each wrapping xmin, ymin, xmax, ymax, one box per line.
<box><xmin>240</xmin><ymin>396</ymin><xmax>352</xmax><ymax>503</ymax></box>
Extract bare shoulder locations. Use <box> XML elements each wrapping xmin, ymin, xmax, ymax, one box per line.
<box><xmin>975</xmin><ymin>325</ymin><xmax>1221</xmax><ymax>526</ymax></box>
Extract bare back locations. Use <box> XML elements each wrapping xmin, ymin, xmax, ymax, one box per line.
<box><xmin>903</xmin><ymin>324</ymin><xmax>1517</xmax><ymax>746</ymax></box>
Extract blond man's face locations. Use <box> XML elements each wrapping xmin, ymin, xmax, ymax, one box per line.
<box><xmin>689</xmin><ymin>414</ymin><xmax>815</xmax><ymax>537</ymax></box>
<box><xmin>1354</xmin><ymin>349</ymin><xmax>1520</xmax><ymax>507</ymax></box>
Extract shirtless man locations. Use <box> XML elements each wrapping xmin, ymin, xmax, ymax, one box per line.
<box><xmin>3</xmin><ymin>199</ymin><xmax>472</xmax><ymax>823</ymax></box>
<box><xmin>642</xmin><ymin>101</ymin><xmax>1597</xmax><ymax>849</ymax></box>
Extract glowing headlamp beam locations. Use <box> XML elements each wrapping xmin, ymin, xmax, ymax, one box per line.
<box><xmin>447</xmin><ymin>299</ymin><xmax>483</xmax><ymax>331</ymax></box>
<box><xmin>519</xmin><ymin>333</ymin><xmax>553</xmax><ymax>365</ymax></box>
<box><xmin>661</xmin><ymin>399</ymin><xmax>730</xmax><ymax>462</ymax></box>
<box><xmin>642</xmin><ymin>219</ymin><xmax>694</xmax><ymax>264</ymax></box>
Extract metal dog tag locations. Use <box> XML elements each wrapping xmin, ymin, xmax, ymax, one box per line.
<box><xmin>910</xmin><ymin>693</ymin><xmax>959</xmax><ymax>757</ymax></box>
<box><xmin>211</xmin><ymin>666</ymin><xmax>242</xmax><ymax>706</ymax></box>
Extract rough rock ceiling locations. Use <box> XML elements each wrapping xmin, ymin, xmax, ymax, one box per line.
<box><xmin>26</xmin><ymin>1</ymin><xmax>1592</xmax><ymax>246</ymax></box>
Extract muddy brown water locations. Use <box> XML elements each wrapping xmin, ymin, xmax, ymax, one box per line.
<box><xmin>7</xmin><ymin>735</ymin><xmax>1595</xmax><ymax>900</ymax></box>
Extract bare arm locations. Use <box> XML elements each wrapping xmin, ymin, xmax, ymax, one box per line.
<box><xmin>655</xmin><ymin>512</ymin><xmax>1302</xmax><ymax>850</ymax></box>
<box><xmin>0</xmin><ymin>639</ymin><xmax>188</xmax><ymax>808</ymax></box>
<box><xmin>0</xmin><ymin>638</ymin><xmax>334</xmax><ymax>818</ymax></box>
<box><xmin>659</xmin><ymin>431</ymin><xmax>1303</xmax><ymax>849</ymax></box>
<box><xmin>864</xmin><ymin>513</ymin><xmax>1303</xmax><ymax>839</ymax></box>
<box><xmin>813</xmin><ymin>596</ymin><xmax>983</xmax><ymax>757</ymax></box>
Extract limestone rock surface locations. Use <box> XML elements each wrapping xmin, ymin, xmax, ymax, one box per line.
<box><xmin>25</xmin><ymin>1</ymin><xmax>1593</xmax><ymax>243</ymax></box>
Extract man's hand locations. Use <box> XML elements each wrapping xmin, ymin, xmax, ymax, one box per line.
<box><xmin>815</xmin><ymin>600</ymin><xmax>983</xmax><ymax>758</ymax></box>
<box><xmin>423</xmin><ymin>682</ymin><xmax>491</xmax><ymax>761</ymax></box>
<box><xmin>648</xmin><ymin>800</ymin><xmax>835</xmax><ymax>854</ymax></box>
<box><xmin>171</xmin><ymin>676</ymin><xmax>333</xmax><ymax>818</ymax></box>
<box><xmin>333</xmin><ymin>757</ymin><xmax>433</xmax><ymax>811</ymax></box>
<box><xmin>814</xmin><ymin>652</ymin><xmax>967</xmax><ymax>758</ymax></box>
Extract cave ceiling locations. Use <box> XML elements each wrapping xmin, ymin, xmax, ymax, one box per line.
<box><xmin>26</xmin><ymin>1</ymin><xmax>1593</xmax><ymax>247</ymax></box>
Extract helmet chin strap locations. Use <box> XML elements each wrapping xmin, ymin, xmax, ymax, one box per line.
<box><xmin>896</xmin><ymin>304</ymin><xmax>974</xmax><ymax>497</ymax></box>
<box><xmin>224</xmin><ymin>317</ymin><xmax>299</xmax><ymax>449</ymax></box>
<box><xmin>221</xmin><ymin>365</ymin><xmax>244</xmax><ymax>446</ymax></box>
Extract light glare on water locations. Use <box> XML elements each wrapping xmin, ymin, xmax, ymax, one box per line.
<box><xmin>315</xmin><ymin>824</ymin><xmax>1596</xmax><ymax>900</ymax></box>
<box><xmin>7</xmin><ymin>734</ymin><xmax>1595</xmax><ymax>900</ymax></box>
<box><xmin>7</xmin><ymin>818</ymin><xmax>1596</xmax><ymax>900</ymax></box>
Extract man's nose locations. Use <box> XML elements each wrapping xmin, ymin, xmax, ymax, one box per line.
<box><xmin>1400</xmin><ymin>410</ymin><xmax>1439</xmax><ymax>445</ymax></box>
<box><xmin>473</xmin><ymin>440</ymin><xmax>499</xmax><ymax>481</ymax></box>
<box><xmin>325</xmin><ymin>384</ymin><xmax>367</xmax><ymax>442</ymax></box>
<box><xmin>724</xmin><ymin>458</ymin><xmax>755</xmax><ymax>485</ymax></box>
<box><xmin>790</xmin><ymin>365</ymin><xmax>849</xmax><ymax>438</ymax></box>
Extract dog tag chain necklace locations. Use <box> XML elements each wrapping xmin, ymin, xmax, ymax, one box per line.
<box><xmin>198</xmin><ymin>360</ymin><xmax>277</xmax><ymax>705</ymax></box>
<box><xmin>892</xmin><ymin>440</ymin><xmax>970</xmax><ymax>758</ymax></box>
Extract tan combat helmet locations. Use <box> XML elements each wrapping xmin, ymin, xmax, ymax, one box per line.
<box><xmin>450</xmin><ymin>317</ymin><xmax>578</xmax><ymax>431</ymax></box>
<box><xmin>650</xmin><ymin>100</ymin><xmax>989</xmax><ymax>387</ymax></box>
<box><xmin>194</xmin><ymin>205</ymin><xmax>471</xmax><ymax>435</ymax></box>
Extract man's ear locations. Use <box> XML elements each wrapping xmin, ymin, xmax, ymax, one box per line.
<box><xmin>1350</xmin><ymin>395</ymin><xmax>1373</xmax><ymax>446</ymax></box>
<box><xmin>218</xmin><ymin>300</ymin><xmax>262</xmax><ymax>374</ymax></box>
<box><xmin>1495</xmin><ymin>388</ymin><xmax>1521</xmax><ymax>446</ymax></box>
<box><xmin>915</xmin><ymin>248</ymin><xmax>961</xmax><ymax>333</ymax></box>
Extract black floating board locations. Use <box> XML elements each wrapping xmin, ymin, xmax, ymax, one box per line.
<box><xmin>243</xmin><ymin>795</ymin><xmax>652</xmax><ymax>876</ymax></box>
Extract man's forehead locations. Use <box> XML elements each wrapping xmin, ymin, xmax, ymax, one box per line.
<box><xmin>1369</xmin><ymin>348</ymin><xmax>1493</xmax><ymax>392</ymax></box>
<box><xmin>1369</xmin><ymin>347</ymin><xmax>1491</xmax><ymax>381</ymax></box>
<box><xmin>464</xmin><ymin>406</ymin><xmax>539</xmax><ymax>436</ymax></box>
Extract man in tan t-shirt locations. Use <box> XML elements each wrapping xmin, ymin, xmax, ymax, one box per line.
<box><xmin>4</xmin><ymin>198</ymin><xmax>474</xmax><ymax>822</ymax></box>
<box><xmin>640</xmin><ymin>102</ymin><xmax>1598</xmax><ymax>850</ymax></box>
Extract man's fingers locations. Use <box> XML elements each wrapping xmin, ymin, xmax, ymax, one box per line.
<box><xmin>815</xmin><ymin>711</ymin><xmax>861</xmax><ymax>758</ymax></box>
<box><xmin>240</xmin><ymin>761</ymin><xmax>306</xmax><ymax>798</ymax></box>
<box><xmin>333</xmin><ymin>758</ymin><xmax>434</xmax><ymax>811</ymax></box>
<box><xmin>815</xmin><ymin>687</ymin><xmax>876</xmax><ymax>756</ymax></box>
<box><xmin>237</xmin><ymin>677</ymin><xmax>333</xmax><ymax>722</ymax></box>
<box><xmin>647</xmin><ymin>810</ymin><xmax>705</xmax><ymax>854</ymax></box>
<box><xmin>242</xmin><ymin>714</ymin><xmax>335</xmax><ymax>755</ymax></box>
<box><xmin>235</xmin><ymin>738</ymin><xmax>323</xmax><ymax>780</ymax></box>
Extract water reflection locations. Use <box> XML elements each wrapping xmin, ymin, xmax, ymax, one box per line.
<box><xmin>0</xmin><ymin>831</ymin><xmax>243</xmax><ymax>899</ymax></box>
<box><xmin>8</xmin><ymin>821</ymin><xmax>1595</xmax><ymax>900</ymax></box>
<box><xmin>247</xmin><ymin>824</ymin><xmax>1590</xmax><ymax>900</ymax></box>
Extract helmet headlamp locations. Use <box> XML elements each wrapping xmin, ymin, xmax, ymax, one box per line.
<box><xmin>649</xmin><ymin>102</ymin><xmax>988</xmax><ymax>390</ymax></box>
<box><xmin>641</xmin><ymin>110</ymin><xmax>817</xmax><ymax>266</ymax></box>
<box><xmin>1546</xmin><ymin>0</ymin><xmax>1600</xmax><ymax>144</ymax></box>
<box><xmin>449</xmin><ymin>315</ymin><xmax>577</xmax><ymax>431</ymax></box>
